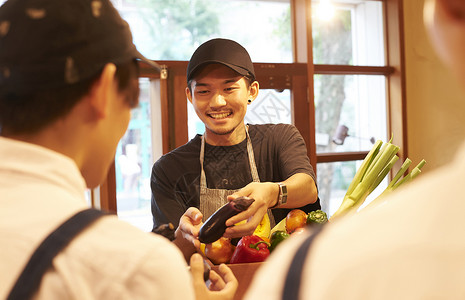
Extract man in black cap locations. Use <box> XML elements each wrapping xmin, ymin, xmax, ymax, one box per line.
<box><xmin>0</xmin><ymin>1</ymin><xmax>236</xmax><ymax>299</ymax></box>
<box><xmin>151</xmin><ymin>38</ymin><xmax>319</xmax><ymax>256</ymax></box>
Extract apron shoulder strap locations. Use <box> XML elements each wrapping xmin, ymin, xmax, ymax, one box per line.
<box><xmin>282</xmin><ymin>225</ymin><xmax>325</xmax><ymax>300</ymax></box>
<box><xmin>7</xmin><ymin>208</ymin><xmax>107</xmax><ymax>300</ymax></box>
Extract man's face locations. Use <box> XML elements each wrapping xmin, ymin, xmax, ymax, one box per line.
<box><xmin>186</xmin><ymin>64</ymin><xmax>258</xmax><ymax>145</ymax></box>
<box><xmin>82</xmin><ymin>67</ymin><xmax>138</xmax><ymax>189</ymax></box>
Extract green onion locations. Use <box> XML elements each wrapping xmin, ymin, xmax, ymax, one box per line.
<box><xmin>330</xmin><ymin>140</ymin><xmax>426</xmax><ymax>219</ymax></box>
<box><xmin>369</xmin><ymin>155</ymin><xmax>399</xmax><ymax>194</ymax></box>
<box><xmin>344</xmin><ymin>140</ymin><xmax>383</xmax><ymax>198</ymax></box>
<box><xmin>392</xmin><ymin>159</ymin><xmax>426</xmax><ymax>190</ymax></box>
<box><xmin>388</xmin><ymin>158</ymin><xmax>412</xmax><ymax>189</ymax></box>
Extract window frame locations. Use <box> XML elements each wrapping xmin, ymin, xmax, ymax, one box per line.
<box><xmin>300</xmin><ymin>0</ymin><xmax>406</xmax><ymax>171</ymax></box>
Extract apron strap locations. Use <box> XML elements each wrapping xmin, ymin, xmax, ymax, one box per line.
<box><xmin>282</xmin><ymin>225</ymin><xmax>325</xmax><ymax>300</ymax></box>
<box><xmin>199</xmin><ymin>133</ymin><xmax>207</xmax><ymax>195</ymax></box>
<box><xmin>7</xmin><ymin>208</ymin><xmax>107</xmax><ymax>300</ymax></box>
<box><xmin>245</xmin><ymin>128</ymin><xmax>260</xmax><ymax>183</ymax></box>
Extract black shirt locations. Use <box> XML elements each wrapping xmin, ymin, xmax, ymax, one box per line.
<box><xmin>150</xmin><ymin>124</ymin><xmax>320</xmax><ymax>228</ymax></box>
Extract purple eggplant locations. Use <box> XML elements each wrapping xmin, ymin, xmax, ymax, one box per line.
<box><xmin>198</xmin><ymin>196</ymin><xmax>254</xmax><ymax>244</ymax></box>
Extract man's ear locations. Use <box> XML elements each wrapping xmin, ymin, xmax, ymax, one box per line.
<box><xmin>186</xmin><ymin>86</ymin><xmax>193</xmax><ymax>104</ymax></box>
<box><xmin>88</xmin><ymin>63</ymin><xmax>117</xmax><ymax>119</ymax></box>
<box><xmin>248</xmin><ymin>80</ymin><xmax>260</xmax><ymax>102</ymax></box>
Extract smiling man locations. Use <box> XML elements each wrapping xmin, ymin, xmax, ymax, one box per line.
<box><xmin>150</xmin><ymin>38</ymin><xmax>319</xmax><ymax>258</ymax></box>
<box><xmin>187</xmin><ymin>63</ymin><xmax>256</xmax><ymax>145</ymax></box>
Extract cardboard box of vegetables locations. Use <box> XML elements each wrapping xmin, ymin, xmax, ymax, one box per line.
<box><xmin>203</xmin><ymin>205</ymin><xmax>328</xmax><ymax>300</ymax></box>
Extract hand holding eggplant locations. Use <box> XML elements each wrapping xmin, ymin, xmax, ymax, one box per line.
<box><xmin>198</xmin><ymin>196</ymin><xmax>255</xmax><ymax>244</ymax></box>
<box><xmin>223</xmin><ymin>181</ymin><xmax>278</xmax><ymax>238</ymax></box>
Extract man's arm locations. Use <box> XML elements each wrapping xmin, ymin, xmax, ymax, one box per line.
<box><xmin>224</xmin><ymin>124</ymin><xmax>318</xmax><ymax>237</ymax></box>
<box><xmin>270</xmin><ymin>173</ymin><xmax>318</xmax><ymax>209</ymax></box>
<box><xmin>223</xmin><ymin>173</ymin><xmax>317</xmax><ymax>237</ymax></box>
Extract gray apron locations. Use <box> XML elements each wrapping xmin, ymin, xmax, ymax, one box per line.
<box><xmin>199</xmin><ymin>128</ymin><xmax>275</xmax><ymax>226</ymax></box>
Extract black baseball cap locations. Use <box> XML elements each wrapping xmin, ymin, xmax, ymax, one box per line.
<box><xmin>186</xmin><ymin>38</ymin><xmax>255</xmax><ymax>83</ymax></box>
<box><xmin>0</xmin><ymin>0</ymin><xmax>160</xmax><ymax>95</ymax></box>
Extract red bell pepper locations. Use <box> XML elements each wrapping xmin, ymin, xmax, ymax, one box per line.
<box><xmin>230</xmin><ymin>235</ymin><xmax>270</xmax><ymax>264</ymax></box>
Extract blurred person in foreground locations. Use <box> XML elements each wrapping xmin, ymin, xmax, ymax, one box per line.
<box><xmin>244</xmin><ymin>0</ymin><xmax>465</xmax><ymax>299</ymax></box>
<box><xmin>0</xmin><ymin>0</ymin><xmax>236</xmax><ymax>299</ymax></box>
<box><xmin>151</xmin><ymin>38</ymin><xmax>319</xmax><ymax>257</ymax></box>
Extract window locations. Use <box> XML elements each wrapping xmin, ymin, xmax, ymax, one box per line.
<box><xmin>311</xmin><ymin>0</ymin><xmax>397</xmax><ymax>216</ymax></box>
<box><xmin>314</xmin><ymin>73</ymin><xmax>388</xmax><ymax>214</ymax></box>
<box><xmin>114</xmin><ymin>78</ymin><xmax>161</xmax><ymax>231</ymax></box>
<box><xmin>101</xmin><ymin>0</ymin><xmax>405</xmax><ymax>227</ymax></box>
<box><xmin>312</xmin><ymin>0</ymin><xmax>385</xmax><ymax>66</ymax></box>
<box><xmin>113</xmin><ymin>0</ymin><xmax>292</xmax><ymax>62</ymax></box>
<box><xmin>315</xmin><ymin>75</ymin><xmax>387</xmax><ymax>153</ymax></box>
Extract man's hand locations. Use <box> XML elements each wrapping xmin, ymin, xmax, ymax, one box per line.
<box><xmin>222</xmin><ymin>174</ymin><xmax>318</xmax><ymax>238</ymax></box>
<box><xmin>223</xmin><ymin>182</ymin><xmax>278</xmax><ymax>238</ymax></box>
<box><xmin>174</xmin><ymin>207</ymin><xmax>203</xmax><ymax>260</ymax></box>
<box><xmin>190</xmin><ymin>253</ymin><xmax>238</xmax><ymax>300</ymax></box>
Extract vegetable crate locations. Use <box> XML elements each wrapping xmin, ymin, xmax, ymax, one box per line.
<box><xmin>212</xmin><ymin>262</ymin><xmax>263</xmax><ymax>300</ymax></box>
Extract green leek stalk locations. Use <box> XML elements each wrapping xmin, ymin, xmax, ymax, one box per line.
<box><xmin>366</xmin><ymin>159</ymin><xmax>427</xmax><ymax>209</ymax></box>
<box><xmin>330</xmin><ymin>140</ymin><xmax>382</xmax><ymax>219</ymax></box>
<box><xmin>331</xmin><ymin>138</ymin><xmax>426</xmax><ymax>219</ymax></box>
<box><xmin>392</xmin><ymin>159</ymin><xmax>426</xmax><ymax>190</ymax></box>
<box><xmin>369</xmin><ymin>155</ymin><xmax>400</xmax><ymax>194</ymax></box>
<box><xmin>387</xmin><ymin>158</ymin><xmax>412</xmax><ymax>189</ymax></box>
<box><xmin>351</xmin><ymin>155</ymin><xmax>400</xmax><ymax>212</ymax></box>
<box><xmin>344</xmin><ymin>140</ymin><xmax>383</xmax><ymax>197</ymax></box>
<box><xmin>331</xmin><ymin>141</ymin><xmax>399</xmax><ymax>219</ymax></box>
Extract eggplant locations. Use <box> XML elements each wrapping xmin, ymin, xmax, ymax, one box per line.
<box><xmin>198</xmin><ymin>196</ymin><xmax>254</xmax><ymax>244</ymax></box>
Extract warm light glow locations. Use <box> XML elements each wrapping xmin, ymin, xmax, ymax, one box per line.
<box><xmin>317</xmin><ymin>0</ymin><xmax>335</xmax><ymax>21</ymax></box>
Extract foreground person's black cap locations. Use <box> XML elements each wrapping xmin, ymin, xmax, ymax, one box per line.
<box><xmin>186</xmin><ymin>38</ymin><xmax>256</xmax><ymax>83</ymax></box>
<box><xmin>0</xmin><ymin>0</ymin><xmax>160</xmax><ymax>94</ymax></box>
